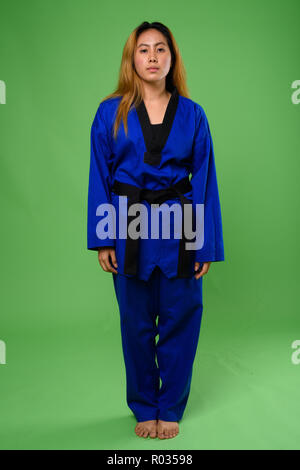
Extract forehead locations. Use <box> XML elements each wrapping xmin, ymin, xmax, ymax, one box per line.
<box><xmin>136</xmin><ymin>29</ymin><xmax>167</xmax><ymax>47</ymax></box>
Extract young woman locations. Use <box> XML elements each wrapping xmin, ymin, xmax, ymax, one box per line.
<box><xmin>87</xmin><ymin>21</ymin><xmax>225</xmax><ymax>440</ymax></box>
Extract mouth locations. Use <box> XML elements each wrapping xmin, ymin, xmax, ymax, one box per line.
<box><xmin>147</xmin><ymin>67</ymin><xmax>159</xmax><ymax>72</ymax></box>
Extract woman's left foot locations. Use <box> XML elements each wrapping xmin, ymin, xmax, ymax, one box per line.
<box><xmin>157</xmin><ymin>419</ymin><xmax>179</xmax><ymax>439</ymax></box>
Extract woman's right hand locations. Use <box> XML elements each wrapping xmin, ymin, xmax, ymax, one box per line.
<box><xmin>97</xmin><ymin>247</ymin><xmax>118</xmax><ymax>274</ymax></box>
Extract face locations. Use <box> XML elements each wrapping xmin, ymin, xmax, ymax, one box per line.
<box><xmin>133</xmin><ymin>29</ymin><xmax>172</xmax><ymax>84</ymax></box>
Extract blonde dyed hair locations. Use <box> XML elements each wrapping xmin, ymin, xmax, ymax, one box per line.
<box><xmin>100</xmin><ymin>21</ymin><xmax>190</xmax><ymax>139</ymax></box>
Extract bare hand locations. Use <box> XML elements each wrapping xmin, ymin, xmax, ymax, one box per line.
<box><xmin>98</xmin><ymin>248</ymin><xmax>118</xmax><ymax>274</ymax></box>
<box><xmin>194</xmin><ymin>261</ymin><xmax>211</xmax><ymax>279</ymax></box>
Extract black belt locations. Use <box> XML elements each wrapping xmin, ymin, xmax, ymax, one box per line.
<box><xmin>112</xmin><ymin>176</ymin><xmax>195</xmax><ymax>277</ymax></box>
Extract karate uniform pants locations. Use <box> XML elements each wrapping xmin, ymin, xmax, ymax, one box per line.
<box><xmin>112</xmin><ymin>266</ymin><xmax>203</xmax><ymax>423</ymax></box>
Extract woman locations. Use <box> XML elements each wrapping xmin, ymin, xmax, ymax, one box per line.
<box><xmin>87</xmin><ymin>21</ymin><xmax>225</xmax><ymax>439</ymax></box>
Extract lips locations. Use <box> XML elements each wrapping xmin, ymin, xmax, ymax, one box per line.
<box><xmin>147</xmin><ymin>67</ymin><xmax>159</xmax><ymax>71</ymax></box>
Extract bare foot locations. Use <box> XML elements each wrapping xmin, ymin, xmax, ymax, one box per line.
<box><xmin>157</xmin><ymin>419</ymin><xmax>179</xmax><ymax>439</ymax></box>
<box><xmin>135</xmin><ymin>420</ymin><xmax>157</xmax><ymax>438</ymax></box>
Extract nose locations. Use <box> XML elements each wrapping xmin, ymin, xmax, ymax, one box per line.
<box><xmin>148</xmin><ymin>51</ymin><xmax>158</xmax><ymax>62</ymax></box>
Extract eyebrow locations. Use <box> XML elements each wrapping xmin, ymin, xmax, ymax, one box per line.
<box><xmin>137</xmin><ymin>41</ymin><xmax>166</xmax><ymax>47</ymax></box>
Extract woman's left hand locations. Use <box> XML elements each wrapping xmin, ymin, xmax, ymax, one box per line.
<box><xmin>194</xmin><ymin>262</ymin><xmax>211</xmax><ymax>279</ymax></box>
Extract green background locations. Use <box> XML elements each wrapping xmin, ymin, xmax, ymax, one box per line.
<box><xmin>0</xmin><ymin>0</ymin><xmax>299</xmax><ymax>450</ymax></box>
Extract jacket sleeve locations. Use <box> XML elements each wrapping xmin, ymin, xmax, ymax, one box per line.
<box><xmin>190</xmin><ymin>105</ymin><xmax>225</xmax><ymax>263</ymax></box>
<box><xmin>87</xmin><ymin>103</ymin><xmax>115</xmax><ymax>251</ymax></box>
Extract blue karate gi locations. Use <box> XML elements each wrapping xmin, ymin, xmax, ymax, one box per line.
<box><xmin>87</xmin><ymin>86</ymin><xmax>225</xmax><ymax>422</ymax></box>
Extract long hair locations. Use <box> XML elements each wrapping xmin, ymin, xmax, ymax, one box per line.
<box><xmin>100</xmin><ymin>21</ymin><xmax>190</xmax><ymax>139</ymax></box>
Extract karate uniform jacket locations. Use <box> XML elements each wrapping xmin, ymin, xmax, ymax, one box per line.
<box><xmin>87</xmin><ymin>86</ymin><xmax>225</xmax><ymax>281</ymax></box>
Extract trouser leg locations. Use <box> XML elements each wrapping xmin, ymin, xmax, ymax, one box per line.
<box><xmin>156</xmin><ymin>270</ymin><xmax>203</xmax><ymax>422</ymax></box>
<box><xmin>112</xmin><ymin>269</ymin><xmax>160</xmax><ymax>422</ymax></box>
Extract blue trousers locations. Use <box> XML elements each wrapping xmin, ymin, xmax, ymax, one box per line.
<box><xmin>112</xmin><ymin>266</ymin><xmax>203</xmax><ymax>423</ymax></box>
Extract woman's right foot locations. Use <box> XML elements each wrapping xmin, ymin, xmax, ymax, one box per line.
<box><xmin>135</xmin><ymin>420</ymin><xmax>157</xmax><ymax>438</ymax></box>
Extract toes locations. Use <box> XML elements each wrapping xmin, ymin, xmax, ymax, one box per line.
<box><xmin>157</xmin><ymin>421</ymin><xmax>179</xmax><ymax>439</ymax></box>
<box><xmin>139</xmin><ymin>427</ymin><xmax>147</xmax><ymax>438</ymax></box>
<box><xmin>149</xmin><ymin>430</ymin><xmax>157</xmax><ymax>438</ymax></box>
<box><xmin>135</xmin><ymin>425</ymin><xmax>144</xmax><ymax>437</ymax></box>
<box><xmin>160</xmin><ymin>427</ymin><xmax>179</xmax><ymax>439</ymax></box>
<box><xmin>158</xmin><ymin>428</ymin><xmax>168</xmax><ymax>439</ymax></box>
<box><xmin>135</xmin><ymin>424</ymin><xmax>159</xmax><ymax>438</ymax></box>
<box><xmin>135</xmin><ymin>420</ymin><xmax>159</xmax><ymax>438</ymax></box>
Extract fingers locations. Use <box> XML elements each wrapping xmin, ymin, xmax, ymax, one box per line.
<box><xmin>110</xmin><ymin>250</ymin><xmax>118</xmax><ymax>270</ymax></box>
<box><xmin>98</xmin><ymin>248</ymin><xmax>118</xmax><ymax>274</ymax></box>
<box><xmin>194</xmin><ymin>262</ymin><xmax>211</xmax><ymax>279</ymax></box>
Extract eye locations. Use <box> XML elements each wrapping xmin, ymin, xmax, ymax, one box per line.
<box><xmin>139</xmin><ymin>48</ymin><xmax>165</xmax><ymax>53</ymax></box>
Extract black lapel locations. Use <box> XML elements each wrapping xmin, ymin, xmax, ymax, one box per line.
<box><xmin>135</xmin><ymin>86</ymin><xmax>179</xmax><ymax>166</ymax></box>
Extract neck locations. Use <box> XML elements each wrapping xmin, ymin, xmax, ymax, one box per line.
<box><xmin>141</xmin><ymin>81</ymin><xmax>170</xmax><ymax>103</ymax></box>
